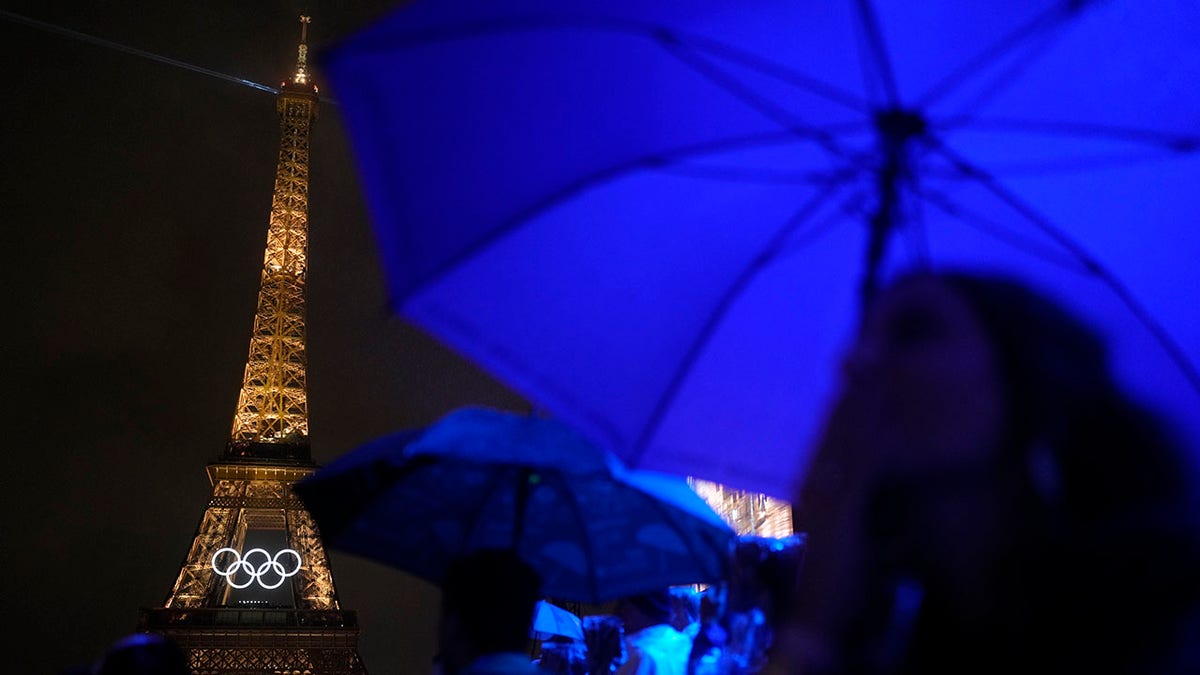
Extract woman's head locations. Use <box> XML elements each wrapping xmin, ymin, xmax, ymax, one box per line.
<box><xmin>838</xmin><ymin>272</ymin><xmax>1009</xmax><ymax>476</ymax></box>
<box><xmin>845</xmin><ymin>268</ymin><xmax>1189</xmax><ymax>520</ymax></box>
<box><xmin>439</xmin><ymin>548</ymin><xmax>542</xmax><ymax>666</ymax></box>
<box><xmin>790</xmin><ymin>268</ymin><xmax>1200</xmax><ymax>673</ymax></box>
<box><xmin>935</xmin><ymin>272</ymin><xmax>1111</xmax><ymax>457</ymax></box>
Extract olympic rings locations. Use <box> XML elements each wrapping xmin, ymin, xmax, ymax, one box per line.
<box><xmin>211</xmin><ymin>547</ymin><xmax>302</xmax><ymax>590</ymax></box>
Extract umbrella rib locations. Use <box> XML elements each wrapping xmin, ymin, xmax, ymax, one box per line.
<box><xmin>853</xmin><ymin>0</ymin><xmax>901</xmax><ymax>106</ymax></box>
<box><xmin>346</xmin><ymin>14</ymin><xmax>870</xmax><ymax>115</ymax></box>
<box><xmin>773</xmin><ymin>189</ymin><xmax>872</xmax><ymax>262</ymax></box>
<box><xmin>915</xmin><ymin>0</ymin><xmax>1085</xmax><ymax>109</ymax></box>
<box><xmin>556</xmin><ymin>477</ymin><xmax>601</xmax><ymax>604</ymax></box>
<box><xmin>914</xmin><ymin>187</ymin><xmax>1089</xmax><ymax>272</ymax></box>
<box><xmin>931</xmin><ymin>150</ymin><xmax>1191</xmax><ymax>179</ymax></box>
<box><xmin>656</xmin><ymin>38</ymin><xmax>860</xmax><ymax>162</ymax></box>
<box><xmin>462</xmin><ymin>465</ymin><xmax>520</xmax><ymax>555</ymax></box>
<box><xmin>655</xmin><ymin>164</ymin><xmax>859</xmax><ymax>186</ymax></box>
<box><xmin>710</xmin><ymin>189</ymin><xmax>871</xmax><ymax>296</ymax></box>
<box><xmin>676</xmin><ymin>31</ymin><xmax>870</xmax><ymax>114</ymax></box>
<box><xmin>938</xmin><ymin>27</ymin><xmax>1064</xmax><ymax>123</ymax></box>
<box><xmin>927</xmin><ymin>139</ymin><xmax>1200</xmax><ymax>398</ymax></box>
<box><xmin>629</xmin><ymin>177</ymin><xmax>851</xmax><ymax>465</ymax></box>
<box><xmin>937</xmin><ymin>118</ymin><xmax>1200</xmax><ymax>154</ymax></box>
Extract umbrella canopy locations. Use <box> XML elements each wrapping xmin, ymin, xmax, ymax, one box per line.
<box><xmin>294</xmin><ymin>407</ymin><xmax>735</xmax><ymax>603</ymax></box>
<box><xmin>532</xmin><ymin>600</ymin><xmax>585</xmax><ymax>641</ymax></box>
<box><xmin>322</xmin><ymin>0</ymin><xmax>1200</xmax><ymax>498</ymax></box>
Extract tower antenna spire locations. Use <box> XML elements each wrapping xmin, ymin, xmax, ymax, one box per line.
<box><xmin>293</xmin><ymin>15</ymin><xmax>311</xmax><ymax>85</ymax></box>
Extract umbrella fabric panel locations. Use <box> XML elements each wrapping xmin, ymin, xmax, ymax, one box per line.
<box><xmin>517</xmin><ymin>466</ymin><xmax>733</xmax><ymax>601</ymax></box>
<box><xmin>325</xmin><ymin>18</ymin><xmax>791</xmax><ymax>301</ymax></box>
<box><xmin>403</xmin><ymin>405</ymin><xmax>613</xmax><ymax>474</ymax></box>
<box><xmin>313</xmin><ymin>459</ymin><xmax>527</xmax><ymax>583</ymax></box>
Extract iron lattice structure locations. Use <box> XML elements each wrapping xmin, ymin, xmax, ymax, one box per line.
<box><xmin>141</xmin><ymin>18</ymin><xmax>367</xmax><ymax>674</ymax></box>
<box><xmin>229</xmin><ymin>19</ymin><xmax>316</xmax><ymax>456</ymax></box>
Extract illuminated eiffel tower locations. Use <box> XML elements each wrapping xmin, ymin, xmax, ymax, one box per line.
<box><xmin>139</xmin><ymin>17</ymin><xmax>367</xmax><ymax>674</ymax></box>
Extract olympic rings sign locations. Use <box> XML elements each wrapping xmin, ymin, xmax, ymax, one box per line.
<box><xmin>211</xmin><ymin>547</ymin><xmax>302</xmax><ymax>590</ymax></box>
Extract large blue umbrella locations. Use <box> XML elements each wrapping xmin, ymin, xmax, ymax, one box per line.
<box><xmin>322</xmin><ymin>1</ymin><xmax>1200</xmax><ymax>498</ymax></box>
<box><xmin>294</xmin><ymin>407</ymin><xmax>735</xmax><ymax>603</ymax></box>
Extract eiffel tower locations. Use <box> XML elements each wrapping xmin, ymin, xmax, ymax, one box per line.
<box><xmin>138</xmin><ymin>17</ymin><xmax>367</xmax><ymax>674</ymax></box>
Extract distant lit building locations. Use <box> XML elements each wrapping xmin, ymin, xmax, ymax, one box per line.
<box><xmin>690</xmin><ymin>478</ymin><xmax>793</xmax><ymax>539</ymax></box>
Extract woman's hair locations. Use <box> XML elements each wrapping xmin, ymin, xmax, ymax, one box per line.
<box><xmin>936</xmin><ymin>271</ymin><xmax>1194</xmax><ymax>521</ymax></box>
<box><xmin>929</xmin><ymin>271</ymin><xmax>1200</xmax><ymax>672</ymax></box>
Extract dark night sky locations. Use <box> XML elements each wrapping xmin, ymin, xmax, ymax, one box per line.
<box><xmin>1</xmin><ymin>3</ymin><xmax>528</xmax><ymax>673</ymax></box>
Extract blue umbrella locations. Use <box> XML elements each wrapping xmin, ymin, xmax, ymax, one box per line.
<box><xmin>294</xmin><ymin>407</ymin><xmax>735</xmax><ymax>603</ymax></box>
<box><xmin>322</xmin><ymin>1</ymin><xmax>1200</xmax><ymax>498</ymax></box>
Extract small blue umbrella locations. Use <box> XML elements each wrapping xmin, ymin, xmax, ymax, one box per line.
<box><xmin>294</xmin><ymin>407</ymin><xmax>735</xmax><ymax>603</ymax></box>
<box><xmin>532</xmin><ymin>600</ymin><xmax>584</xmax><ymax>641</ymax></box>
<box><xmin>321</xmin><ymin>0</ymin><xmax>1200</xmax><ymax>498</ymax></box>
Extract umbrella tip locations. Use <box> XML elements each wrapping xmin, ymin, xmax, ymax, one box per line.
<box><xmin>873</xmin><ymin>108</ymin><xmax>927</xmax><ymax>141</ymax></box>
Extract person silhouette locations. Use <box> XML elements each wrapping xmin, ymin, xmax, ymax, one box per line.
<box><xmin>92</xmin><ymin>632</ymin><xmax>189</xmax><ymax>675</ymax></box>
<box><xmin>771</xmin><ymin>270</ymin><xmax>1200</xmax><ymax>674</ymax></box>
<box><xmin>436</xmin><ymin>548</ymin><xmax>543</xmax><ymax>675</ymax></box>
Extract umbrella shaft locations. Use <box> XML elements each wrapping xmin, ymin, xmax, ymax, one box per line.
<box><xmin>862</xmin><ymin>108</ymin><xmax>926</xmax><ymax>306</ymax></box>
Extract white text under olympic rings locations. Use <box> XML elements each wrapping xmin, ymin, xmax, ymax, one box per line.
<box><xmin>211</xmin><ymin>547</ymin><xmax>302</xmax><ymax>589</ymax></box>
